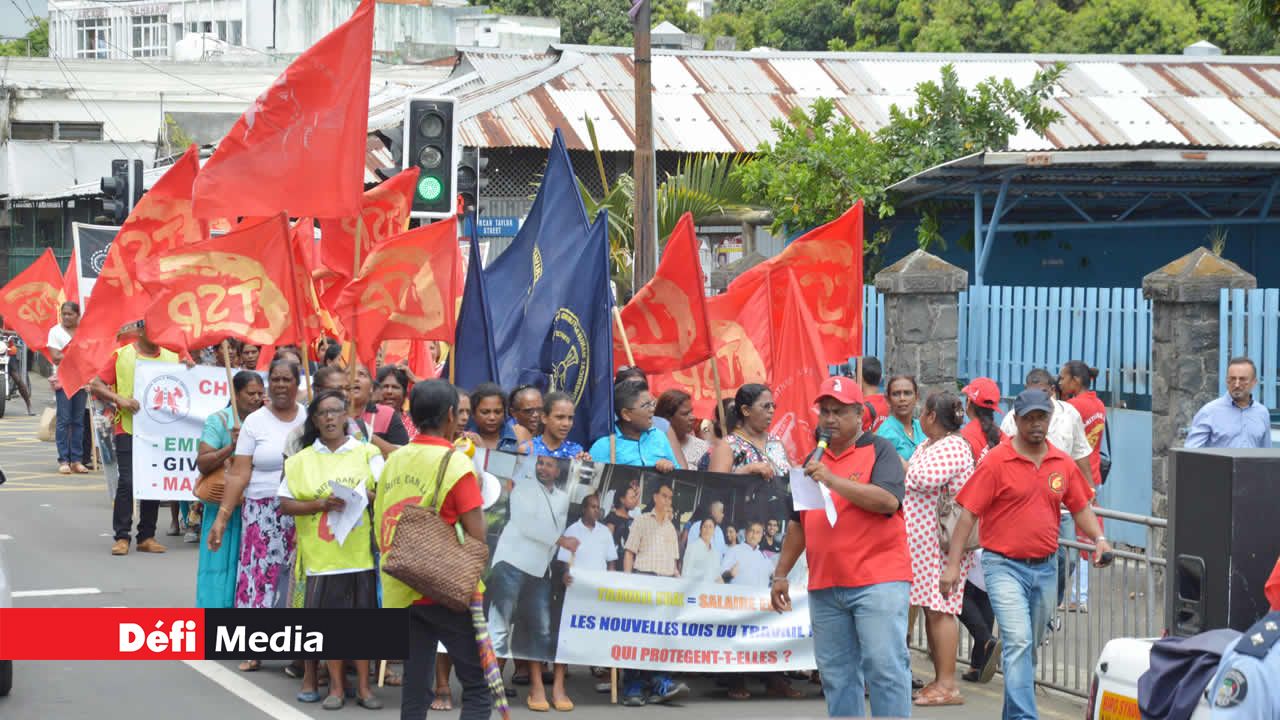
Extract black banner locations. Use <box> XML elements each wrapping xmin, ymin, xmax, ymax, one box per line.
<box><xmin>202</xmin><ymin>609</ymin><xmax>411</xmax><ymax>660</ymax></box>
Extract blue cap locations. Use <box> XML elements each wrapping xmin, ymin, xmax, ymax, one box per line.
<box><xmin>1014</xmin><ymin>388</ymin><xmax>1053</xmax><ymax>416</ymax></box>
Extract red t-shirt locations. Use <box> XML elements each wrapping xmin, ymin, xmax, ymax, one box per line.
<box><xmin>961</xmin><ymin>419</ymin><xmax>1006</xmax><ymax>464</ymax></box>
<box><xmin>956</xmin><ymin>440</ymin><xmax>1091</xmax><ymax>559</ymax></box>
<box><xmin>1266</xmin><ymin>554</ymin><xmax>1280</xmax><ymax>612</ymax></box>
<box><xmin>408</xmin><ymin>435</ymin><xmax>484</xmax><ymax>606</ymax></box>
<box><xmin>862</xmin><ymin>393</ymin><xmax>890</xmax><ymax>433</ymax></box>
<box><xmin>1067</xmin><ymin>391</ymin><xmax>1106</xmax><ymax>486</ymax></box>
<box><xmin>799</xmin><ymin>435</ymin><xmax>912</xmax><ymax>591</ymax></box>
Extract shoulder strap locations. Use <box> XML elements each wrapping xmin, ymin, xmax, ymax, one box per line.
<box><xmin>424</xmin><ymin>448</ymin><xmax>457</xmax><ymax>512</ymax></box>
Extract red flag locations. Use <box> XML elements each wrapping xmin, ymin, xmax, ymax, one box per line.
<box><xmin>319</xmin><ymin>167</ymin><xmax>419</xmax><ymax>285</ymax></box>
<box><xmin>331</xmin><ymin>218</ymin><xmax>463</xmax><ymax>368</ymax></box>
<box><xmin>768</xmin><ymin>269</ymin><xmax>828</xmax><ymax>463</ymax></box>
<box><xmin>58</xmin><ymin>146</ymin><xmax>206</xmax><ymax>392</ymax></box>
<box><xmin>0</xmin><ymin>248</ymin><xmax>63</xmax><ymax>353</ymax></box>
<box><xmin>614</xmin><ymin>213</ymin><xmax>712</xmax><ymax>373</ymax></box>
<box><xmin>191</xmin><ymin>0</ymin><xmax>374</xmax><ymax>219</ymax></box>
<box><xmin>137</xmin><ymin>215</ymin><xmax>298</xmax><ymax>351</ymax></box>
<box><xmin>733</xmin><ymin>202</ymin><xmax>864</xmax><ymax>364</ymax></box>
<box><xmin>649</xmin><ymin>278</ymin><xmax>773</xmax><ymax>419</ymax></box>
<box><xmin>62</xmin><ymin>248</ymin><xmax>80</xmax><ymax>306</ymax></box>
<box><xmin>382</xmin><ymin>339</ymin><xmax>440</xmax><ymax>380</ymax></box>
<box><xmin>275</xmin><ymin>218</ymin><xmax>329</xmax><ymax>347</ymax></box>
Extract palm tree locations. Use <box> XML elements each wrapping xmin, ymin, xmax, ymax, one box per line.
<box><xmin>576</xmin><ymin>117</ymin><xmax>752</xmax><ymax>292</ymax></box>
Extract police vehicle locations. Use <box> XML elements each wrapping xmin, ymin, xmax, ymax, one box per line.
<box><xmin>1089</xmin><ymin>638</ymin><xmax>1211</xmax><ymax>719</ymax></box>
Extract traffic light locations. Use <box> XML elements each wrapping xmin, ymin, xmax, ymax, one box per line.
<box><xmin>130</xmin><ymin>159</ymin><xmax>144</xmax><ymax>209</ymax></box>
<box><xmin>403</xmin><ymin>95</ymin><xmax>457</xmax><ymax>219</ymax></box>
<box><xmin>457</xmin><ymin>147</ymin><xmax>488</xmax><ymax>215</ymax></box>
<box><xmin>372</xmin><ymin>124</ymin><xmax>403</xmax><ymax>182</ymax></box>
<box><xmin>100</xmin><ymin>159</ymin><xmax>129</xmax><ymax>225</ymax></box>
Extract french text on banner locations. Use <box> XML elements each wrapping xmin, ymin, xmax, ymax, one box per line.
<box><xmin>555</xmin><ymin>569</ymin><xmax>813</xmax><ymax>672</ymax></box>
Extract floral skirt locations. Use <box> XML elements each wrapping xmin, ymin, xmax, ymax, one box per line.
<box><xmin>235</xmin><ymin>496</ymin><xmax>296</xmax><ymax>609</ymax></box>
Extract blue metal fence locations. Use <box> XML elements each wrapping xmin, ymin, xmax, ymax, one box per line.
<box><xmin>959</xmin><ymin>286</ymin><xmax>1153</xmax><ymax>401</ymax></box>
<box><xmin>1220</xmin><ymin>288</ymin><xmax>1280</xmax><ymax>410</ymax></box>
<box><xmin>862</xmin><ymin>284</ymin><xmax>884</xmax><ymax>360</ymax></box>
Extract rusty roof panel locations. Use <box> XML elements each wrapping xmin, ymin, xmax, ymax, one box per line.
<box><xmin>444</xmin><ymin>48</ymin><xmax>1280</xmax><ymax>153</ymax></box>
<box><xmin>765</xmin><ymin>58</ymin><xmax>842</xmax><ymax>97</ymax></box>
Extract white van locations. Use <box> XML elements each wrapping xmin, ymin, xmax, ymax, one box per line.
<box><xmin>1089</xmin><ymin>637</ymin><xmax>1212</xmax><ymax>719</ymax></box>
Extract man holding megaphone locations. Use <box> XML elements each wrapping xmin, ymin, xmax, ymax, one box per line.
<box><xmin>770</xmin><ymin>376</ymin><xmax>914</xmax><ymax>718</ymax></box>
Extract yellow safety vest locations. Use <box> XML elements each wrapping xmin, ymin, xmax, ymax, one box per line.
<box><xmin>373</xmin><ymin>441</ymin><xmax>477</xmax><ymax>608</ymax></box>
<box><xmin>284</xmin><ymin>443</ymin><xmax>380</xmax><ymax>576</ymax></box>
<box><xmin>113</xmin><ymin>344</ymin><xmax>179</xmax><ymax>435</ymax></box>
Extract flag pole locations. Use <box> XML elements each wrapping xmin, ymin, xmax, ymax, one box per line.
<box><xmin>221</xmin><ymin>340</ymin><xmax>241</xmax><ymax>429</ymax></box>
<box><xmin>611</xmin><ymin>307</ymin><xmax>636</xmax><ymax>366</ymax></box>
<box><xmin>301</xmin><ymin>339</ymin><xmax>314</xmax><ymax>403</ymax></box>
<box><xmin>710</xmin><ymin>355</ymin><xmax>728</xmax><ymax>439</ymax></box>
<box><xmin>347</xmin><ymin>216</ymin><xmax>366</xmax><ymax>408</ymax></box>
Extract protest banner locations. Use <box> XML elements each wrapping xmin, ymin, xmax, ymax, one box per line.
<box><xmin>71</xmin><ymin>222</ymin><xmax>117</xmax><ymax>309</ymax></box>
<box><xmin>130</xmin><ymin>361</ymin><xmax>232</xmax><ymax>501</ymax></box>
<box><xmin>475</xmin><ymin>449</ymin><xmax>811</xmax><ymax>671</ymax></box>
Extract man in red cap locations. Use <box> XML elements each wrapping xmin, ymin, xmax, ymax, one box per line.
<box><xmin>770</xmin><ymin>375</ymin><xmax>913</xmax><ymax>717</ymax></box>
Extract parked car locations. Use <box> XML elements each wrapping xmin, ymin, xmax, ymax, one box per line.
<box><xmin>1089</xmin><ymin>637</ymin><xmax>1211</xmax><ymax>720</ymax></box>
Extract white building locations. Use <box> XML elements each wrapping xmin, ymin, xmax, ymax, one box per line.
<box><xmin>47</xmin><ymin>0</ymin><xmax>551</xmax><ymax>61</ymax></box>
<box><xmin>687</xmin><ymin>0</ymin><xmax>714</xmax><ymax>19</ymax></box>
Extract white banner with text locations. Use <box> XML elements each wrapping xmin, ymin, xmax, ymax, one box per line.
<box><xmin>132</xmin><ymin>362</ymin><xmax>232</xmax><ymax>501</ymax></box>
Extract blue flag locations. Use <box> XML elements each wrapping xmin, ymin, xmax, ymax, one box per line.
<box><xmin>453</xmin><ymin>219</ymin><xmax>499</xmax><ymax>389</ymax></box>
<box><xmin>536</xmin><ymin>211</ymin><xmax>615</xmax><ymax>447</ymax></box>
<box><xmin>454</xmin><ymin>129</ymin><xmax>613</xmax><ymax>445</ymax></box>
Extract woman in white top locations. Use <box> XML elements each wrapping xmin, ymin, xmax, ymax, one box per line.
<box><xmin>682</xmin><ymin>517</ymin><xmax>723</xmax><ymax>584</ymax></box>
<box><xmin>207</xmin><ymin>359</ymin><xmax>306</xmax><ymax>670</ymax></box>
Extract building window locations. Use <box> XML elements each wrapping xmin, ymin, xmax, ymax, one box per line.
<box><xmin>8</xmin><ymin>121</ymin><xmax>103</xmax><ymax>141</ymax></box>
<box><xmin>10</xmin><ymin>122</ymin><xmax>54</xmax><ymax>140</ymax></box>
<box><xmin>172</xmin><ymin>23</ymin><xmax>184</xmax><ymax>42</ymax></box>
<box><xmin>75</xmin><ymin>18</ymin><xmax>111</xmax><ymax>59</ymax></box>
<box><xmin>131</xmin><ymin>14</ymin><xmax>169</xmax><ymax>58</ymax></box>
<box><xmin>229</xmin><ymin>20</ymin><xmax>242</xmax><ymax>45</ymax></box>
<box><xmin>57</xmin><ymin>122</ymin><xmax>104</xmax><ymax>140</ymax></box>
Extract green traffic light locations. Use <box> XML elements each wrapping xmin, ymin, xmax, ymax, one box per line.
<box><xmin>418</xmin><ymin>176</ymin><xmax>443</xmax><ymax>202</ymax></box>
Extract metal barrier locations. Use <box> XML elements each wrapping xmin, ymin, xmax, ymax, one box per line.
<box><xmin>908</xmin><ymin>506</ymin><xmax>1167</xmax><ymax>698</ymax></box>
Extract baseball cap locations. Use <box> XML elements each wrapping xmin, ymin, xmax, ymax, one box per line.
<box><xmin>814</xmin><ymin>375</ymin><xmax>865</xmax><ymax>406</ymax></box>
<box><xmin>1013</xmin><ymin>388</ymin><xmax>1054</xmax><ymax>416</ymax></box>
<box><xmin>962</xmin><ymin>377</ymin><xmax>1001</xmax><ymax>410</ymax></box>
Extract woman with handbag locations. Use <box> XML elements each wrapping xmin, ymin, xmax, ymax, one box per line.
<box><xmin>373</xmin><ymin>380</ymin><xmax>491</xmax><ymax>720</ymax></box>
<box><xmin>279</xmin><ymin>389</ymin><xmax>385</xmax><ymax>710</ymax></box>
<box><xmin>194</xmin><ymin>371</ymin><xmax>265</xmax><ymax>609</ymax></box>
<box><xmin>903</xmin><ymin>391</ymin><xmax>977</xmax><ymax>707</ymax></box>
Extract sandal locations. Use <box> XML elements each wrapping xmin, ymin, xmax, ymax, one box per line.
<box><xmin>297</xmin><ymin>690</ymin><xmax>323</xmax><ymax>703</ymax></box>
<box><xmin>727</xmin><ymin>687</ymin><xmax>751</xmax><ymax>700</ymax></box>
<box><xmin>382</xmin><ymin>670</ymin><xmax>402</xmax><ymax>687</ymax></box>
<box><xmin>239</xmin><ymin>660</ymin><xmax>261</xmax><ymax>672</ymax></box>
<box><xmin>914</xmin><ymin>686</ymin><xmax>964</xmax><ymax>706</ymax></box>
<box><xmin>766</xmin><ymin>680</ymin><xmax>804</xmax><ymax>699</ymax></box>
<box><xmin>430</xmin><ymin>687</ymin><xmax>453</xmax><ymax>711</ymax></box>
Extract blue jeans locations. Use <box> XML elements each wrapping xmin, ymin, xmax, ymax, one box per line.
<box><xmin>984</xmin><ymin>552</ymin><xmax>1057</xmax><ymax>720</ymax></box>
<box><xmin>809</xmin><ymin>582</ymin><xmax>911</xmax><ymax>718</ymax></box>
<box><xmin>55</xmin><ymin>388</ymin><xmax>87</xmax><ymax>464</ymax></box>
<box><xmin>485</xmin><ymin>561</ymin><xmax>552</xmax><ymax>661</ymax></box>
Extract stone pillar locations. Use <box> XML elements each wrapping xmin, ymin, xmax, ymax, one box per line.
<box><xmin>874</xmin><ymin>249</ymin><xmax>967</xmax><ymax>401</ymax></box>
<box><xmin>1142</xmin><ymin>247</ymin><xmax>1255</xmax><ymax>552</ymax></box>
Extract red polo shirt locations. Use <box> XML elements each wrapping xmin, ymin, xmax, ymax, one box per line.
<box><xmin>1067</xmin><ymin>391</ymin><xmax>1107</xmax><ymax>485</ymax></box>
<box><xmin>956</xmin><ymin>440</ymin><xmax>1091</xmax><ymax>559</ymax></box>
<box><xmin>862</xmin><ymin>393</ymin><xmax>890</xmax><ymax>433</ymax></box>
<box><xmin>797</xmin><ymin>434</ymin><xmax>912</xmax><ymax>591</ymax></box>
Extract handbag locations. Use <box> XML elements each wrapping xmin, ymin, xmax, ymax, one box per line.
<box><xmin>1098</xmin><ymin>412</ymin><xmax>1112</xmax><ymax>484</ymax></box>
<box><xmin>935</xmin><ymin>440</ymin><xmax>980</xmax><ymax>554</ymax></box>
<box><xmin>382</xmin><ymin>450</ymin><xmax>489</xmax><ymax>612</ymax></box>
<box><xmin>193</xmin><ymin>413</ymin><xmax>231</xmax><ymax>504</ymax></box>
<box><xmin>37</xmin><ymin>407</ymin><xmax>56</xmax><ymax>442</ymax></box>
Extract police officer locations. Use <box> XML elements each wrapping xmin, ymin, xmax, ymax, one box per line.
<box><xmin>1207</xmin><ymin>610</ymin><xmax>1280</xmax><ymax>717</ymax></box>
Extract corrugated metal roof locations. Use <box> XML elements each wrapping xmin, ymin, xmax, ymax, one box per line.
<box><xmin>439</xmin><ymin>46</ymin><xmax>1280</xmax><ymax>153</ymax></box>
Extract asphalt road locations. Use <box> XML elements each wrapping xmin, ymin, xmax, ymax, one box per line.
<box><xmin>0</xmin><ymin>383</ymin><xmax>1086</xmax><ymax>720</ymax></box>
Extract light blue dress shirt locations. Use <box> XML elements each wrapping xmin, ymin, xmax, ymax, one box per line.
<box><xmin>1184</xmin><ymin>395</ymin><xmax>1273</xmax><ymax>449</ymax></box>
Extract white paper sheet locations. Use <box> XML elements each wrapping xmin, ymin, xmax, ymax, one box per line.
<box><xmin>788</xmin><ymin>468</ymin><xmax>838</xmax><ymax>527</ymax></box>
<box><xmin>327</xmin><ymin>478</ymin><xmax>368</xmax><ymax>546</ymax></box>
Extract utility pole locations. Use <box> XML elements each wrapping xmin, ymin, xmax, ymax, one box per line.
<box><xmin>631</xmin><ymin>0</ymin><xmax>657</xmax><ymax>293</ymax></box>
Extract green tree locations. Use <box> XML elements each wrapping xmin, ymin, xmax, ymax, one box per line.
<box><xmin>701</xmin><ymin>10</ymin><xmax>767</xmax><ymax>49</ymax></box>
<box><xmin>0</xmin><ymin>18</ymin><xmax>48</xmax><ymax>57</ymax></box>
<box><xmin>1066</xmin><ymin>0</ymin><xmax>1200</xmax><ymax>53</ymax></box>
<box><xmin>759</xmin><ymin>0</ymin><xmax>854</xmax><ymax>50</ymax></box>
<box><xmin>733</xmin><ymin>64</ymin><xmax>1064</xmax><ymax>256</ymax></box>
<box><xmin>847</xmin><ymin>0</ymin><xmax>905</xmax><ymax>50</ymax></box>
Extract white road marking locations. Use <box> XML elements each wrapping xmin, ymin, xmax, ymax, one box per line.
<box><xmin>181</xmin><ymin>660</ymin><xmax>317</xmax><ymax>720</ymax></box>
<box><xmin>13</xmin><ymin>587</ymin><xmax>102</xmax><ymax>598</ymax></box>
<box><xmin>0</xmin><ymin>534</ymin><xmax>12</xmax><ymax>540</ymax></box>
